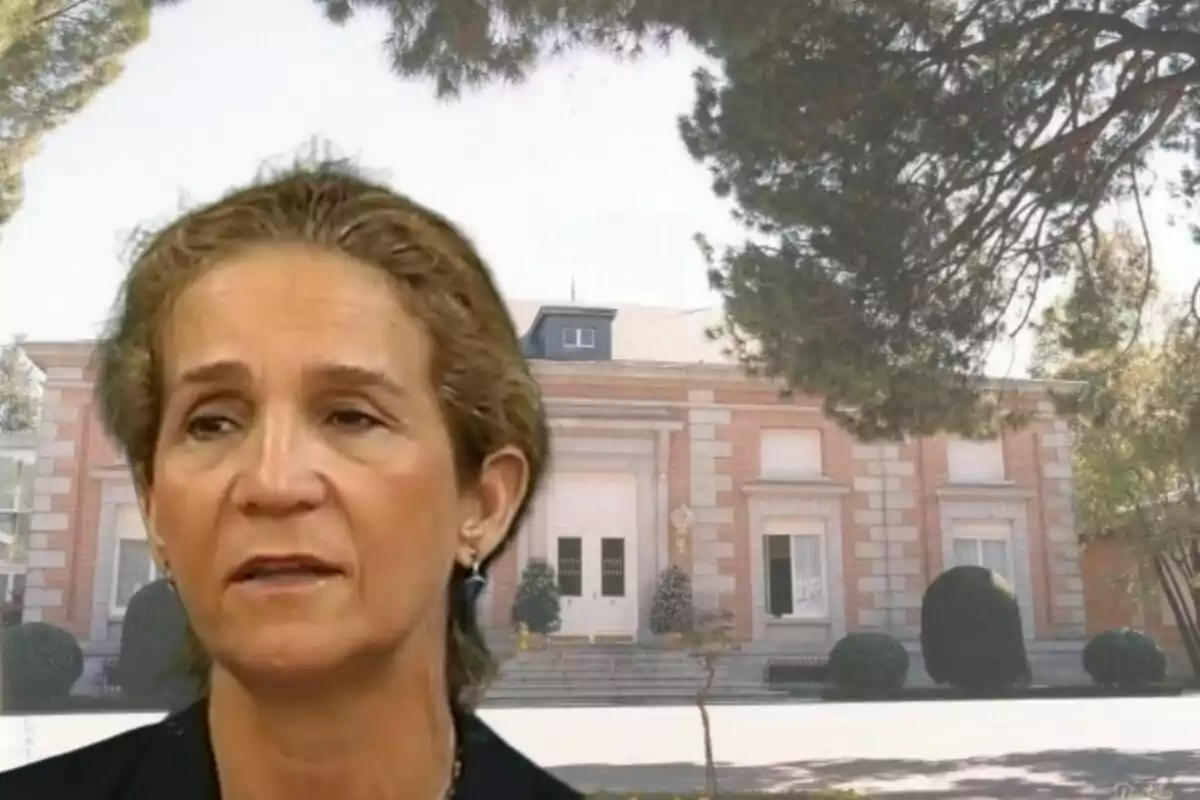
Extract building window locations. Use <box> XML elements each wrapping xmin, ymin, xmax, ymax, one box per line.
<box><xmin>562</xmin><ymin>327</ymin><xmax>596</xmax><ymax>348</ymax></box>
<box><xmin>947</xmin><ymin>437</ymin><xmax>1006</xmax><ymax>483</ymax></box>
<box><xmin>759</xmin><ymin>429</ymin><xmax>823</xmax><ymax>479</ymax></box>
<box><xmin>0</xmin><ymin>511</ymin><xmax>30</xmax><ymax>566</ymax></box>
<box><xmin>0</xmin><ymin>455</ymin><xmax>33</xmax><ymax>513</ymax></box>
<box><xmin>600</xmin><ymin>537</ymin><xmax>625</xmax><ymax>598</ymax></box>
<box><xmin>110</xmin><ymin>504</ymin><xmax>157</xmax><ymax>616</ymax></box>
<box><xmin>556</xmin><ymin>537</ymin><xmax>582</xmax><ymax>597</ymax></box>
<box><xmin>763</xmin><ymin>517</ymin><xmax>827</xmax><ymax>618</ymax></box>
<box><xmin>0</xmin><ymin>455</ymin><xmax>32</xmax><ymax>579</ymax></box>
<box><xmin>950</xmin><ymin>522</ymin><xmax>1013</xmax><ymax>582</ymax></box>
<box><xmin>0</xmin><ymin>569</ymin><xmax>25</xmax><ymax>602</ymax></box>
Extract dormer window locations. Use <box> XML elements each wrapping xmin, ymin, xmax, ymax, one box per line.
<box><xmin>562</xmin><ymin>327</ymin><xmax>596</xmax><ymax>349</ymax></box>
<box><xmin>521</xmin><ymin>305</ymin><xmax>614</xmax><ymax>360</ymax></box>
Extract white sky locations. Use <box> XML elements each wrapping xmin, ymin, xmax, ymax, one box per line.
<box><xmin>0</xmin><ymin>0</ymin><xmax>1195</xmax><ymax>377</ymax></box>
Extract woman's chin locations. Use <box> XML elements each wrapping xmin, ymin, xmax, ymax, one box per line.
<box><xmin>215</xmin><ymin>627</ymin><xmax>373</xmax><ymax>685</ymax></box>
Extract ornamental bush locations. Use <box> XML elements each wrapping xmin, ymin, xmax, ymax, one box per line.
<box><xmin>649</xmin><ymin>564</ymin><xmax>695</xmax><ymax>634</ymax></box>
<box><xmin>117</xmin><ymin>578</ymin><xmax>201</xmax><ymax>709</ymax></box>
<box><xmin>920</xmin><ymin>565</ymin><xmax>1030</xmax><ymax>690</ymax></box>
<box><xmin>828</xmin><ymin>631</ymin><xmax>909</xmax><ymax>693</ymax></box>
<box><xmin>0</xmin><ymin>621</ymin><xmax>83</xmax><ymax>708</ymax></box>
<box><xmin>1083</xmin><ymin>628</ymin><xmax>1166</xmax><ymax>688</ymax></box>
<box><xmin>510</xmin><ymin>559</ymin><xmax>561</xmax><ymax>635</ymax></box>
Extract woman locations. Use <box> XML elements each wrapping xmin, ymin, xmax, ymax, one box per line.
<box><xmin>0</xmin><ymin>162</ymin><xmax>582</xmax><ymax>799</ymax></box>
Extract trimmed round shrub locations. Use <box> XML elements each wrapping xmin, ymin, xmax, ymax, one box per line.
<box><xmin>118</xmin><ymin>578</ymin><xmax>200</xmax><ymax>709</ymax></box>
<box><xmin>1083</xmin><ymin>628</ymin><xmax>1167</xmax><ymax>688</ymax></box>
<box><xmin>650</xmin><ymin>565</ymin><xmax>695</xmax><ymax>634</ymax></box>
<box><xmin>920</xmin><ymin>565</ymin><xmax>1031</xmax><ymax>690</ymax></box>
<box><xmin>510</xmin><ymin>559</ymin><xmax>561</xmax><ymax>635</ymax></box>
<box><xmin>829</xmin><ymin>631</ymin><xmax>909</xmax><ymax>692</ymax></box>
<box><xmin>0</xmin><ymin>622</ymin><xmax>83</xmax><ymax>708</ymax></box>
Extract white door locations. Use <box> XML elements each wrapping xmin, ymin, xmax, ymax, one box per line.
<box><xmin>546</xmin><ymin>472</ymin><xmax>639</xmax><ymax>638</ymax></box>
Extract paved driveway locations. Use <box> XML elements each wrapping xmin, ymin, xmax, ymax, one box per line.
<box><xmin>4</xmin><ymin>697</ymin><xmax>1198</xmax><ymax>797</ymax></box>
<box><xmin>490</xmin><ymin>697</ymin><xmax>1200</xmax><ymax>798</ymax></box>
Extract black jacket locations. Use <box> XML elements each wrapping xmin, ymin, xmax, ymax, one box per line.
<box><xmin>0</xmin><ymin>700</ymin><xmax>582</xmax><ymax>799</ymax></box>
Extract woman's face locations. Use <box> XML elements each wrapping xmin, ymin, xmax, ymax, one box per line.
<box><xmin>142</xmin><ymin>243</ymin><xmax>526</xmax><ymax>682</ymax></box>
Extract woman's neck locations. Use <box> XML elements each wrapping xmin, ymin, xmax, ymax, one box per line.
<box><xmin>206</xmin><ymin>655</ymin><xmax>457</xmax><ymax>800</ymax></box>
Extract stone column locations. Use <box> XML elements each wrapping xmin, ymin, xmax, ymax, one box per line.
<box><xmin>851</xmin><ymin>443</ymin><xmax>921</xmax><ymax>636</ymax></box>
<box><xmin>686</xmin><ymin>389</ymin><xmax>735</xmax><ymax>610</ymax></box>
<box><xmin>1038</xmin><ymin>408</ymin><xmax>1085</xmax><ymax>638</ymax></box>
<box><xmin>24</xmin><ymin>359</ymin><xmax>90</xmax><ymax>633</ymax></box>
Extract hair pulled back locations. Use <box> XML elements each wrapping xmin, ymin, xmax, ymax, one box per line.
<box><xmin>93</xmin><ymin>160</ymin><xmax>548</xmax><ymax>707</ymax></box>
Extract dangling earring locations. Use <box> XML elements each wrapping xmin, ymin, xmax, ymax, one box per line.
<box><xmin>161</xmin><ymin>562</ymin><xmax>177</xmax><ymax>594</ymax></box>
<box><xmin>462</xmin><ymin>558</ymin><xmax>487</xmax><ymax>606</ymax></box>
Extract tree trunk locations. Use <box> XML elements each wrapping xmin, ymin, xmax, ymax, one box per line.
<box><xmin>1155</xmin><ymin>551</ymin><xmax>1200</xmax><ymax>677</ymax></box>
<box><xmin>697</xmin><ymin>658</ymin><xmax>718</xmax><ymax>797</ymax></box>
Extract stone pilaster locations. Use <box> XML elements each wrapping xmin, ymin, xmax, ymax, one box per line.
<box><xmin>24</xmin><ymin>363</ymin><xmax>88</xmax><ymax>629</ymax></box>
<box><xmin>851</xmin><ymin>443</ymin><xmax>921</xmax><ymax>636</ymax></box>
<box><xmin>1038</xmin><ymin>409</ymin><xmax>1085</xmax><ymax>638</ymax></box>
<box><xmin>686</xmin><ymin>389</ymin><xmax>735</xmax><ymax>609</ymax></box>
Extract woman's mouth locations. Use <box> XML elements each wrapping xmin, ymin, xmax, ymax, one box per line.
<box><xmin>228</xmin><ymin>554</ymin><xmax>344</xmax><ymax>590</ymax></box>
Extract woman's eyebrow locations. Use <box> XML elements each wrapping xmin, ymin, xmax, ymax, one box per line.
<box><xmin>170</xmin><ymin>360</ymin><xmax>407</xmax><ymax>400</ymax></box>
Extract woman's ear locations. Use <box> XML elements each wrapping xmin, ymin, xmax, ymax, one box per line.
<box><xmin>456</xmin><ymin>446</ymin><xmax>530</xmax><ymax>567</ymax></box>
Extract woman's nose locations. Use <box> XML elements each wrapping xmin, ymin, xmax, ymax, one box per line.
<box><xmin>230</xmin><ymin>410</ymin><xmax>325</xmax><ymax>516</ymax></box>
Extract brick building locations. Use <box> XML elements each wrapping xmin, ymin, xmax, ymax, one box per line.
<box><xmin>17</xmin><ymin>301</ymin><xmax>1184</xmax><ymax>688</ymax></box>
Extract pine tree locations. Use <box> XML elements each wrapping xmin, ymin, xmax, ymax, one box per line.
<box><xmin>1</xmin><ymin>0</ymin><xmax>155</xmax><ymax>228</ymax></box>
<box><xmin>650</xmin><ymin>564</ymin><xmax>694</xmax><ymax>634</ymax></box>
<box><xmin>510</xmin><ymin>558</ymin><xmax>560</xmax><ymax>636</ymax></box>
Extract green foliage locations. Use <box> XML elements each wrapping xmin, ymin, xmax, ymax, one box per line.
<box><xmin>1083</xmin><ymin>628</ymin><xmax>1168</xmax><ymax>689</ymax></box>
<box><xmin>510</xmin><ymin>558</ymin><xmax>561</xmax><ymax>635</ymax></box>
<box><xmin>10</xmin><ymin>2</ymin><xmax>1200</xmax><ymax>435</ymax></box>
<box><xmin>828</xmin><ymin>631</ymin><xmax>909</xmax><ymax>693</ymax></box>
<box><xmin>117</xmin><ymin>577</ymin><xmax>201</xmax><ymax>708</ymax></box>
<box><xmin>1</xmin><ymin>0</ymin><xmax>158</xmax><ymax>228</ymax></box>
<box><xmin>319</xmin><ymin>0</ymin><xmax>1200</xmax><ymax>439</ymax></box>
<box><xmin>0</xmin><ymin>336</ymin><xmax>37</xmax><ymax>433</ymax></box>
<box><xmin>649</xmin><ymin>564</ymin><xmax>694</xmax><ymax>635</ymax></box>
<box><xmin>920</xmin><ymin>565</ymin><xmax>1031</xmax><ymax>690</ymax></box>
<box><xmin>1033</xmin><ymin>234</ymin><xmax>1200</xmax><ymax>676</ymax></box>
<box><xmin>0</xmin><ymin>621</ymin><xmax>83</xmax><ymax>708</ymax></box>
<box><xmin>1029</xmin><ymin>227</ymin><xmax>1156</xmax><ymax>377</ymax></box>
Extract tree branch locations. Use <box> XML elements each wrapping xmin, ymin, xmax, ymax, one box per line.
<box><xmin>935</xmin><ymin>7</ymin><xmax>1200</xmax><ymax>61</ymax></box>
<box><xmin>32</xmin><ymin>0</ymin><xmax>97</xmax><ymax>28</ymax></box>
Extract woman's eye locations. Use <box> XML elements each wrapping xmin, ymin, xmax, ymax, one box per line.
<box><xmin>326</xmin><ymin>409</ymin><xmax>383</xmax><ymax>431</ymax></box>
<box><xmin>185</xmin><ymin>414</ymin><xmax>238</xmax><ymax>440</ymax></box>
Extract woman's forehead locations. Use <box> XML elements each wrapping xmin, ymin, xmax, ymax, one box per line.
<box><xmin>158</xmin><ymin>244</ymin><xmax>430</xmax><ymax>384</ymax></box>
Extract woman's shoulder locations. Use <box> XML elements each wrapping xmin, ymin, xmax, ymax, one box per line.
<box><xmin>0</xmin><ymin>718</ymin><xmax>161</xmax><ymax>797</ymax></box>
<box><xmin>0</xmin><ymin>704</ymin><xmax>582</xmax><ymax>799</ymax></box>
<box><xmin>456</xmin><ymin>710</ymin><xmax>584</xmax><ymax>799</ymax></box>
<box><xmin>0</xmin><ymin>704</ymin><xmax>215</xmax><ymax>800</ymax></box>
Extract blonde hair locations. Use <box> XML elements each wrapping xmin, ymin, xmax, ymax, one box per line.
<box><xmin>94</xmin><ymin>160</ymin><xmax>548</xmax><ymax>707</ymax></box>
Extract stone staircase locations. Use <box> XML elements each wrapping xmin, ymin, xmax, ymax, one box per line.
<box><xmin>483</xmin><ymin>642</ymin><xmax>791</xmax><ymax>706</ymax></box>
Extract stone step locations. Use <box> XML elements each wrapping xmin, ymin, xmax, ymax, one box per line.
<box><xmin>482</xmin><ymin>687</ymin><xmax>792</xmax><ymax>707</ymax></box>
<box><xmin>494</xmin><ymin>681</ymin><xmax>739</xmax><ymax>690</ymax></box>
<box><xmin>501</xmin><ymin>656</ymin><xmax>717</xmax><ymax>663</ymax></box>
<box><xmin>499</xmin><ymin>666</ymin><xmax>720</xmax><ymax>681</ymax></box>
<box><xmin>486</xmin><ymin>684</ymin><xmax>779</xmax><ymax>698</ymax></box>
<box><xmin>483</xmin><ymin>645</ymin><xmax>775</xmax><ymax>706</ymax></box>
<box><xmin>497</xmin><ymin>668</ymin><xmax>725</xmax><ymax>682</ymax></box>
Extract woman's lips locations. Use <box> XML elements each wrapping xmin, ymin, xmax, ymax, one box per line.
<box><xmin>227</xmin><ymin>554</ymin><xmax>345</xmax><ymax>586</ymax></box>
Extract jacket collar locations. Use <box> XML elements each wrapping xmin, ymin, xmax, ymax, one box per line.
<box><xmin>122</xmin><ymin>699</ymin><xmax>530</xmax><ymax>799</ymax></box>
